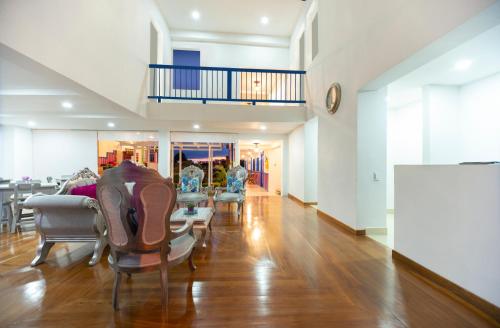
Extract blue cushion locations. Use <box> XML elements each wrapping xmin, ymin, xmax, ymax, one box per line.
<box><xmin>181</xmin><ymin>176</ymin><xmax>200</xmax><ymax>193</ymax></box>
<box><xmin>227</xmin><ymin>176</ymin><xmax>244</xmax><ymax>193</ymax></box>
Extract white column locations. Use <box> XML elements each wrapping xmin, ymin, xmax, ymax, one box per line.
<box><xmin>234</xmin><ymin>141</ymin><xmax>240</xmax><ymax>167</ymax></box>
<box><xmin>158</xmin><ymin>130</ymin><xmax>170</xmax><ymax>178</ymax></box>
<box><xmin>356</xmin><ymin>88</ymin><xmax>387</xmax><ymax>229</ymax></box>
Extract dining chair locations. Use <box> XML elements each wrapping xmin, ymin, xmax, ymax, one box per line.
<box><xmin>1</xmin><ymin>179</ymin><xmax>12</xmax><ymax>232</ymax></box>
<box><xmin>9</xmin><ymin>181</ymin><xmax>40</xmax><ymax>233</ymax></box>
<box><xmin>97</xmin><ymin>160</ymin><xmax>197</xmax><ymax>310</ymax></box>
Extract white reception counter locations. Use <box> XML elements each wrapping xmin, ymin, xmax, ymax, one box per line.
<box><xmin>394</xmin><ymin>164</ymin><xmax>500</xmax><ymax>307</ymax></box>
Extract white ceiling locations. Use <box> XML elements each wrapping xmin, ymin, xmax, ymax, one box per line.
<box><xmin>0</xmin><ymin>44</ymin><xmax>139</xmax><ymax>126</ymax></box>
<box><xmin>156</xmin><ymin>0</ymin><xmax>305</xmax><ymax>37</ymax></box>
<box><xmin>389</xmin><ymin>23</ymin><xmax>500</xmax><ymax>107</ymax></box>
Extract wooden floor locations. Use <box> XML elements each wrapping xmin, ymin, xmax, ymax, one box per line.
<box><xmin>0</xmin><ymin>196</ymin><xmax>496</xmax><ymax>327</ymax></box>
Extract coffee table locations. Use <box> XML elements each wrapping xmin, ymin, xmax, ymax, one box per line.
<box><xmin>171</xmin><ymin>207</ymin><xmax>214</xmax><ymax>247</ymax></box>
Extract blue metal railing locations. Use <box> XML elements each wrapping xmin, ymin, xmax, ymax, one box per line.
<box><xmin>148</xmin><ymin>64</ymin><xmax>306</xmax><ymax>105</ymax></box>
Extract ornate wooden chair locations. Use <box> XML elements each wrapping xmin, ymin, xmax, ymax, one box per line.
<box><xmin>97</xmin><ymin>161</ymin><xmax>196</xmax><ymax>310</ymax></box>
<box><xmin>176</xmin><ymin>165</ymin><xmax>209</xmax><ymax>208</ymax></box>
<box><xmin>213</xmin><ymin>166</ymin><xmax>248</xmax><ymax>218</ymax></box>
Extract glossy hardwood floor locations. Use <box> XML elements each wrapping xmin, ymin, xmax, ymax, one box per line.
<box><xmin>0</xmin><ymin>196</ymin><xmax>496</xmax><ymax>327</ymax></box>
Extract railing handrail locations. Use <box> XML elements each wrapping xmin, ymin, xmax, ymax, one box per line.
<box><xmin>149</xmin><ymin>64</ymin><xmax>306</xmax><ymax>75</ymax></box>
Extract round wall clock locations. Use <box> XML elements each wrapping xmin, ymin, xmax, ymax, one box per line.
<box><xmin>326</xmin><ymin>82</ymin><xmax>341</xmax><ymax>114</ymax></box>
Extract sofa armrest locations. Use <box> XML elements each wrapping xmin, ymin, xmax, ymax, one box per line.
<box><xmin>24</xmin><ymin>194</ymin><xmax>99</xmax><ymax>212</ymax></box>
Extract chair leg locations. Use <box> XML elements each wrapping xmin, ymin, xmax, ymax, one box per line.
<box><xmin>9</xmin><ymin>206</ymin><xmax>19</xmax><ymax>233</ymax></box>
<box><xmin>112</xmin><ymin>271</ymin><xmax>122</xmax><ymax>310</ymax></box>
<box><xmin>89</xmin><ymin>235</ymin><xmax>107</xmax><ymax>266</ymax></box>
<box><xmin>160</xmin><ymin>263</ymin><xmax>169</xmax><ymax>311</ymax></box>
<box><xmin>31</xmin><ymin>235</ymin><xmax>54</xmax><ymax>266</ymax></box>
<box><xmin>188</xmin><ymin>248</ymin><xmax>197</xmax><ymax>271</ymax></box>
<box><xmin>237</xmin><ymin>203</ymin><xmax>242</xmax><ymax>219</ymax></box>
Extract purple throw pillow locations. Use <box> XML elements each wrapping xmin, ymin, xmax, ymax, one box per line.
<box><xmin>70</xmin><ymin>184</ymin><xmax>97</xmax><ymax>199</ymax></box>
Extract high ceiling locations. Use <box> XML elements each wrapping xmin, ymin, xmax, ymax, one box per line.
<box><xmin>156</xmin><ymin>0</ymin><xmax>305</xmax><ymax>37</ymax></box>
<box><xmin>389</xmin><ymin>23</ymin><xmax>500</xmax><ymax>107</ymax></box>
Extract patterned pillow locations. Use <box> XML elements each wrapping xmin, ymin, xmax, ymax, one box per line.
<box><xmin>227</xmin><ymin>176</ymin><xmax>244</xmax><ymax>193</ymax></box>
<box><xmin>181</xmin><ymin>176</ymin><xmax>200</xmax><ymax>193</ymax></box>
<box><xmin>66</xmin><ymin>178</ymin><xmax>97</xmax><ymax>194</ymax></box>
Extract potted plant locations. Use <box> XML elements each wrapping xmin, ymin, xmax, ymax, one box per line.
<box><xmin>186</xmin><ymin>202</ymin><xmax>196</xmax><ymax>215</ymax></box>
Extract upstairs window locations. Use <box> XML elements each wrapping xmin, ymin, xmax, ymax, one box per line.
<box><xmin>173</xmin><ymin>50</ymin><xmax>200</xmax><ymax>90</ymax></box>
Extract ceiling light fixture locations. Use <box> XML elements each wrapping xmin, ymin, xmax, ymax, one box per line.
<box><xmin>61</xmin><ymin>101</ymin><xmax>73</xmax><ymax>109</ymax></box>
<box><xmin>191</xmin><ymin>10</ymin><xmax>201</xmax><ymax>20</ymax></box>
<box><xmin>454</xmin><ymin>59</ymin><xmax>473</xmax><ymax>71</ymax></box>
<box><xmin>260</xmin><ymin>125</ymin><xmax>267</xmax><ymax>131</ymax></box>
<box><xmin>27</xmin><ymin>121</ymin><xmax>36</xmax><ymax>127</ymax></box>
<box><xmin>193</xmin><ymin>124</ymin><xmax>200</xmax><ymax>129</ymax></box>
<box><xmin>261</xmin><ymin>16</ymin><xmax>269</xmax><ymax>25</ymax></box>
<box><xmin>107</xmin><ymin>122</ymin><xmax>115</xmax><ymax>128</ymax></box>
<box><xmin>149</xmin><ymin>135</ymin><xmax>155</xmax><ymax>139</ymax></box>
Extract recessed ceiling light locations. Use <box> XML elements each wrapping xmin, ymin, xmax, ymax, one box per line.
<box><xmin>191</xmin><ymin>10</ymin><xmax>200</xmax><ymax>20</ymax></box>
<box><xmin>27</xmin><ymin>121</ymin><xmax>36</xmax><ymax>127</ymax></box>
<box><xmin>454</xmin><ymin>59</ymin><xmax>473</xmax><ymax>71</ymax></box>
<box><xmin>260</xmin><ymin>125</ymin><xmax>267</xmax><ymax>130</ymax></box>
<box><xmin>107</xmin><ymin>122</ymin><xmax>115</xmax><ymax>128</ymax></box>
<box><xmin>149</xmin><ymin>135</ymin><xmax>155</xmax><ymax>139</ymax></box>
<box><xmin>193</xmin><ymin>124</ymin><xmax>200</xmax><ymax>129</ymax></box>
<box><xmin>261</xmin><ymin>16</ymin><xmax>269</xmax><ymax>25</ymax></box>
<box><xmin>61</xmin><ymin>101</ymin><xmax>73</xmax><ymax>109</ymax></box>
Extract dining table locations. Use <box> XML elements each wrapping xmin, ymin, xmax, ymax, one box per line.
<box><xmin>1</xmin><ymin>182</ymin><xmax>59</xmax><ymax>232</ymax></box>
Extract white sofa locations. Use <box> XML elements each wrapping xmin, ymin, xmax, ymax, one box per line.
<box><xmin>23</xmin><ymin>168</ymin><xmax>107</xmax><ymax>266</ymax></box>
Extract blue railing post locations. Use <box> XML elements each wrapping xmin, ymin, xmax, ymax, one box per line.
<box><xmin>227</xmin><ymin>70</ymin><xmax>233</xmax><ymax>100</ymax></box>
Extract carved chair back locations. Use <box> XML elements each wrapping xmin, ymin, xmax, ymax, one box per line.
<box><xmin>180</xmin><ymin>165</ymin><xmax>204</xmax><ymax>193</ymax></box>
<box><xmin>97</xmin><ymin>161</ymin><xmax>177</xmax><ymax>254</ymax></box>
<box><xmin>226</xmin><ymin>166</ymin><xmax>248</xmax><ymax>191</ymax></box>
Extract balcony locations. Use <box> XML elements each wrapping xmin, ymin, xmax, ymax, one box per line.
<box><xmin>148</xmin><ymin>64</ymin><xmax>306</xmax><ymax>105</ymax></box>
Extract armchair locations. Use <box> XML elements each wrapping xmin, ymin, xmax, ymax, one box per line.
<box><xmin>23</xmin><ymin>168</ymin><xmax>107</xmax><ymax>266</ymax></box>
<box><xmin>213</xmin><ymin>166</ymin><xmax>248</xmax><ymax>218</ymax></box>
<box><xmin>97</xmin><ymin>161</ymin><xmax>196</xmax><ymax>310</ymax></box>
<box><xmin>176</xmin><ymin>165</ymin><xmax>209</xmax><ymax>207</ymax></box>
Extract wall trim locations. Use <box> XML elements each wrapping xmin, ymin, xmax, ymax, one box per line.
<box><xmin>287</xmin><ymin>193</ymin><xmax>318</xmax><ymax>206</ymax></box>
<box><xmin>316</xmin><ymin>209</ymin><xmax>366</xmax><ymax>236</ymax></box>
<box><xmin>392</xmin><ymin>250</ymin><xmax>500</xmax><ymax>325</ymax></box>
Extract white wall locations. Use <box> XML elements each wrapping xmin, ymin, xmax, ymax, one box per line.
<box><xmin>395</xmin><ymin>164</ymin><xmax>500</xmax><ymax>306</ymax></box>
<box><xmin>460</xmin><ymin>72</ymin><xmax>500</xmax><ymax>162</ymax></box>
<box><xmin>267</xmin><ymin>147</ymin><xmax>282</xmax><ymax>195</ymax></box>
<box><xmin>291</xmin><ymin>0</ymin><xmax>495</xmax><ymax>229</ymax></box>
<box><xmin>32</xmin><ymin>130</ymin><xmax>98</xmax><ymax>178</ymax></box>
<box><xmin>171</xmin><ymin>41</ymin><xmax>289</xmax><ymax>69</ymax></box>
<box><xmin>0</xmin><ymin>0</ymin><xmax>172</xmax><ymax>115</ymax></box>
<box><xmin>0</xmin><ymin>125</ymin><xmax>33</xmax><ymax>180</ymax></box>
<box><xmin>288</xmin><ymin>125</ymin><xmax>305</xmax><ymax>200</ymax></box>
<box><xmin>423</xmin><ymin>85</ymin><xmax>461</xmax><ymax>164</ymax></box>
<box><xmin>304</xmin><ymin>117</ymin><xmax>318</xmax><ymax>202</ymax></box>
<box><xmin>386</xmin><ymin>100</ymin><xmax>423</xmax><ymax>209</ymax></box>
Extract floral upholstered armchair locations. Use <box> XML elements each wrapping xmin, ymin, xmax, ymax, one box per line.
<box><xmin>213</xmin><ymin>165</ymin><xmax>248</xmax><ymax>218</ymax></box>
<box><xmin>176</xmin><ymin>165</ymin><xmax>209</xmax><ymax>207</ymax></box>
<box><xmin>23</xmin><ymin>168</ymin><xmax>107</xmax><ymax>266</ymax></box>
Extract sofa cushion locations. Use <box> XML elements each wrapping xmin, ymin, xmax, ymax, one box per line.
<box><xmin>70</xmin><ymin>184</ymin><xmax>97</xmax><ymax>199</ymax></box>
